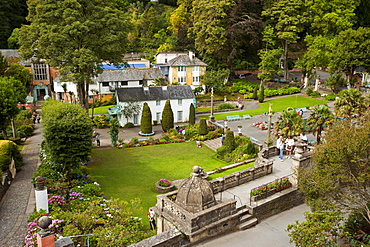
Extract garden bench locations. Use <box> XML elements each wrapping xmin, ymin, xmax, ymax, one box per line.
<box><xmin>214</xmin><ymin>122</ymin><xmax>224</xmax><ymax>128</ymax></box>
<box><xmin>226</xmin><ymin>115</ymin><xmax>241</xmax><ymax>121</ymax></box>
<box><xmin>249</xmin><ymin>136</ymin><xmax>258</xmax><ymax>142</ymax></box>
<box><xmin>243</xmin><ymin>114</ymin><xmax>252</xmax><ymax>119</ymax></box>
<box><xmin>138</xmin><ymin>138</ymin><xmax>149</xmax><ymax>141</ymax></box>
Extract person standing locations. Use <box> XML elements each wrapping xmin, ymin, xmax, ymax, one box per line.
<box><xmin>96</xmin><ymin>133</ymin><xmax>101</xmax><ymax>147</ymax></box>
<box><xmin>148</xmin><ymin>208</ymin><xmax>156</xmax><ymax>230</ymax></box>
<box><xmin>285</xmin><ymin>136</ymin><xmax>294</xmax><ymax>158</ymax></box>
<box><xmin>276</xmin><ymin>136</ymin><xmax>285</xmax><ymax>162</ymax></box>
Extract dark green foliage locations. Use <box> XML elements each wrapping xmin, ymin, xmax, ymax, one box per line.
<box><xmin>231</xmin><ymin>81</ymin><xmax>258</xmax><ymax>93</ymax></box>
<box><xmin>189</xmin><ymin>103</ymin><xmax>195</xmax><ymax>125</ymax></box>
<box><xmin>17</xmin><ymin>124</ymin><xmax>34</xmax><ymax>138</ymax></box>
<box><xmin>306</xmin><ymin>87</ymin><xmax>313</xmax><ymax>96</ymax></box>
<box><xmin>253</xmin><ymin>86</ymin><xmax>258</xmax><ymax>100</ymax></box>
<box><xmin>123</xmin><ymin>122</ymin><xmax>135</xmax><ymax>128</ymax></box>
<box><xmin>15</xmin><ymin>110</ymin><xmax>32</xmax><ymax>120</ymax></box>
<box><xmin>217</xmin><ymin>103</ymin><xmax>235</xmax><ymax>110</ymax></box>
<box><xmin>42</xmin><ymin>100</ymin><xmax>93</xmax><ymax>178</ymax></box>
<box><xmin>140</xmin><ymin>103</ymin><xmax>152</xmax><ymax>134</ymax></box>
<box><xmin>198</xmin><ymin>118</ymin><xmax>208</xmax><ymax>135</ymax></box>
<box><xmin>223</xmin><ymin>130</ymin><xmax>236</xmax><ymax>151</ymax></box>
<box><xmin>323</xmin><ymin>93</ymin><xmax>337</xmax><ymax>101</ymax></box>
<box><xmin>0</xmin><ymin>140</ymin><xmax>22</xmax><ymax>171</ymax></box>
<box><xmin>258</xmin><ymin>85</ymin><xmax>265</xmax><ymax>103</ymax></box>
<box><xmin>109</xmin><ymin>118</ymin><xmax>120</xmax><ymax>145</ymax></box>
<box><xmin>161</xmin><ymin>99</ymin><xmax>174</xmax><ymax>132</ymax></box>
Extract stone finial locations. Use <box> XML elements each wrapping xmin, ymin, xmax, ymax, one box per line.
<box><xmin>38</xmin><ymin>216</ymin><xmax>53</xmax><ymax>238</ymax></box>
<box><xmin>191</xmin><ymin>166</ymin><xmax>201</xmax><ymax>177</ymax></box>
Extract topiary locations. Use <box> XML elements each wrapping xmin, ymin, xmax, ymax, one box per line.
<box><xmin>258</xmin><ymin>85</ymin><xmax>265</xmax><ymax>103</ymax></box>
<box><xmin>217</xmin><ymin>103</ymin><xmax>235</xmax><ymax>110</ymax></box>
<box><xmin>223</xmin><ymin>130</ymin><xmax>236</xmax><ymax>151</ymax></box>
<box><xmin>140</xmin><ymin>102</ymin><xmax>152</xmax><ymax>134</ymax></box>
<box><xmin>198</xmin><ymin>118</ymin><xmax>208</xmax><ymax>135</ymax></box>
<box><xmin>123</xmin><ymin>122</ymin><xmax>134</xmax><ymax>128</ymax></box>
<box><xmin>161</xmin><ymin>99</ymin><xmax>174</xmax><ymax>132</ymax></box>
<box><xmin>189</xmin><ymin>103</ymin><xmax>195</xmax><ymax>125</ymax></box>
<box><xmin>253</xmin><ymin>86</ymin><xmax>258</xmax><ymax>100</ymax></box>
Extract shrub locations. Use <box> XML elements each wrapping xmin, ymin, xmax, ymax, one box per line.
<box><xmin>0</xmin><ymin>140</ymin><xmax>22</xmax><ymax>171</ymax></box>
<box><xmin>140</xmin><ymin>103</ymin><xmax>152</xmax><ymax>134</ymax></box>
<box><xmin>310</xmin><ymin>91</ymin><xmax>321</xmax><ymax>98</ymax></box>
<box><xmin>16</xmin><ymin>110</ymin><xmax>32</xmax><ymax>120</ymax></box>
<box><xmin>123</xmin><ymin>122</ymin><xmax>134</xmax><ymax>128</ymax></box>
<box><xmin>306</xmin><ymin>87</ymin><xmax>313</xmax><ymax>96</ymax></box>
<box><xmin>253</xmin><ymin>86</ymin><xmax>258</xmax><ymax>100</ymax></box>
<box><xmin>323</xmin><ymin>93</ymin><xmax>337</xmax><ymax>101</ymax></box>
<box><xmin>158</xmin><ymin>179</ymin><xmax>171</xmax><ymax>187</ymax></box>
<box><xmin>258</xmin><ymin>85</ymin><xmax>265</xmax><ymax>103</ymax></box>
<box><xmin>92</xmin><ymin>115</ymin><xmax>107</xmax><ymax>128</ymax></box>
<box><xmin>189</xmin><ymin>103</ymin><xmax>195</xmax><ymax>125</ymax></box>
<box><xmin>223</xmin><ymin>130</ymin><xmax>236</xmax><ymax>151</ymax></box>
<box><xmin>17</xmin><ymin>124</ymin><xmax>34</xmax><ymax>138</ymax></box>
<box><xmin>198</xmin><ymin>118</ymin><xmax>208</xmax><ymax>135</ymax></box>
<box><xmin>161</xmin><ymin>99</ymin><xmax>174</xmax><ymax>132</ymax></box>
<box><xmin>153</xmin><ymin>120</ymin><xmax>158</xmax><ymax>125</ymax></box>
<box><xmin>217</xmin><ymin>103</ymin><xmax>235</xmax><ymax>110</ymax></box>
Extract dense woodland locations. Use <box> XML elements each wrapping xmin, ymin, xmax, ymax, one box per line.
<box><xmin>2</xmin><ymin>0</ymin><xmax>370</xmax><ymax>75</ymax></box>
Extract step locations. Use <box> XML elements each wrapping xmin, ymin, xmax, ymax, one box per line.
<box><xmin>239</xmin><ymin>213</ymin><xmax>255</xmax><ymax>224</ymax></box>
<box><xmin>238</xmin><ymin>217</ymin><xmax>258</xmax><ymax>231</ymax></box>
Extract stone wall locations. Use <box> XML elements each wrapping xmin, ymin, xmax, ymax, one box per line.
<box><xmin>246</xmin><ymin>187</ymin><xmax>305</xmax><ymax>221</ymax></box>
<box><xmin>129</xmin><ymin>229</ymin><xmax>186</xmax><ymax>247</ymax></box>
<box><xmin>0</xmin><ymin>170</ymin><xmax>13</xmax><ymax>201</ymax></box>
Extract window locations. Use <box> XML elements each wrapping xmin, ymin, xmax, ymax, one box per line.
<box><xmin>193</xmin><ymin>76</ymin><xmax>200</xmax><ymax>85</ymax></box>
<box><xmin>156</xmin><ymin>100</ymin><xmax>160</xmax><ymax>106</ymax></box>
<box><xmin>102</xmin><ymin>82</ymin><xmax>109</xmax><ymax>87</ymax></box>
<box><xmin>139</xmin><ymin>80</ymin><xmax>143</xmax><ymax>85</ymax></box>
<box><xmin>156</xmin><ymin>112</ymin><xmax>161</xmax><ymax>122</ymax></box>
<box><xmin>165</xmin><ymin>58</ymin><xmax>168</xmax><ymax>63</ymax></box>
<box><xmin>32</xmin><ymin>63</ymin><xmax>49</xmax><ymax>81</ymax></box>
<box><xmin>120</xmin><ymin>81</ymin><xmax>128</xmax><ymax>86</ymax></box>
<box><xmin>178</xmin><ymin>99</ymin><xmax>182</xmax><ymax>106</ymax></box>
<box><xmin>177</xmin><ymin>111</ymin><xmax>183</xmax><ymax>122</ymax></box>
<box><xmin>133</xmin><ymin>114</ymin><xmax>139</xmax><ymax>125</ymax></box>
<box><xmin>178</xmin><ymin>76</ymin><xmax>186</xmax><ymax>84</ymax></box>
<box><xmin>178</xmin><ymin>66</ymin><xmax>185</xmax><ymax>72</ymax></box>
<box><xmin>193</xmin><ymin>66</ymin><xmax>200</xmax><ymax>72</ymax></box>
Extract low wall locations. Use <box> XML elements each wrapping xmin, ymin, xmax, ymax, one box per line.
<box><xmin>246</xmin><ymin>187</ymin><xmax>305</xmax><ymax>221</ymax></box>
<box><xmin>129</xmin><ymin>229</ymin><xmax>185</xmax><ymax>247</ymax></box>
<box><xmin>0</xmin><ymin>170</ymin><xmax>13</xmax><ymax>201</ymax></box>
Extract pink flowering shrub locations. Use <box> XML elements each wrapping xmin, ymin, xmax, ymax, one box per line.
<box><xmin>158</xmin><ymin>179</ymin><xmax>171</xmax><ymax>187</ymax></box>
<box><xmin>24</xmin><ymin>217</ymin><xmax>64</xmax><ymax>247</ymax></box>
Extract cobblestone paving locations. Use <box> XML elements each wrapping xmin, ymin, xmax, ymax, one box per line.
<box><xmin>0</xmin><ymin>125</ymin><xmax>42</xmax><ymax>247</ymax></box>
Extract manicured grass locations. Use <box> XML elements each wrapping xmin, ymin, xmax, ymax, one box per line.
<box><xmin>200</xmin><ymin>95</ymin><xmax>330</xmax><ymax>120</ymax></box>
<box><xmin>207</xmin><ymin>161</ymin><xmax>255</xmax><ymax>180</ymax></box>
<box><xmin>88</xmin><ymin>142</ymin><xmax>227</xmax><ymax>222</ymax></box>
<box><xmin>88</xmin><ymin>105</ymin><xmax>115</xmax><ymax>115</ymax></box>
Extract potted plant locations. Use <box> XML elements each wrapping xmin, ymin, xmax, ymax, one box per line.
<box><xmin>35</xmin><ymin>176</ymin><xmax>46</xmax><ymax>190</ymax></box>
<box><xmin>155</xmin><ymin>179</ymin><xmax>175</xmax><ymax>193</ymax></box>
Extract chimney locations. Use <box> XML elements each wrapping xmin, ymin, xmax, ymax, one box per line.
<box><xmin>189</xmin><ymin>51</ymin><xmax>194</xmax><ymax>60</ymax></box>
<box><xmin>162</xmin><ymin>86</ymin><xmax>167</xmax><ymax>91</ymax></box>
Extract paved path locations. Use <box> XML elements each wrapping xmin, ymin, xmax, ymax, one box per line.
<box><xmin>0</xmin><ymin>124</ymin><xmax>42</xmax><ymax>247</ymax></box>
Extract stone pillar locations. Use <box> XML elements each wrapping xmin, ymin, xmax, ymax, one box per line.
<box><xmin>37</xmin><ymin>216</ymin><xmax>55</xmax><ymax>247</ymax></box>
<box><xmin>35</xmin><ymin>181</ymin><xmax>49</xmax><ymax>213</ymax></box>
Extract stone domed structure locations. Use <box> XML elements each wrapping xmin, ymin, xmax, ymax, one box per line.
<box><xmin>175</xmin><ymin>166</ymin><xmax>216</xmax><ymax>213</ymax></box>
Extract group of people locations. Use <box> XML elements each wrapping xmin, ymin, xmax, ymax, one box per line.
<box><xmin>92</xmin><ymin>131</ymin><xmax>101</xmax><ymax>147</ymax></box>
<box><xmin>276</xmin><ymin>133</ymin><xmax>308</xmax><ymax>161</ymax></box>
<box><xmin>32</xmin><ymin>112</ymin><xmax>41</xmax><ymax>124</ymax></box>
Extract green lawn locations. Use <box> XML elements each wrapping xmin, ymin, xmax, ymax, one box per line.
<box><xmin>88</xmin><ymin>142</ymin><xmax>227</xmax><ymax>222</ymax></box>
<box><xmin>88</xmin><ymin>105</ymin><xmax>115</xmax><ymax>115</ymax></box>
<box><xmin>201</xmin><ymin>95</ymin><xmax>330</xmax><ymax>120</ymax></box>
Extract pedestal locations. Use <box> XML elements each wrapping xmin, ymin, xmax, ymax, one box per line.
<box><xmin>35</xmin><ymin>188</ymin><xmax>49</xmax><ymax>213</ymax></box>
<box><xmin>37</xmin><ymin>234</ymin><xmax>55</xmax><ymax>247</ymax></box>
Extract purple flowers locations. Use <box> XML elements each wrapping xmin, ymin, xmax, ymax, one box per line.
<box><xmin>158</xmin><ymin>179</ymin><xmax>171</xmax><ymax>187</ymax></box>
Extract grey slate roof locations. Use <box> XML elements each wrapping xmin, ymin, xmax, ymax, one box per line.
<box><xmin>167</xmin><ymin>55</ymin><xmax>207</xmax><ymax>67</ymax></box>
<box><xmin>116</xmin><ymin>85</ymin><xmax>195</xmax><ymax>102</ymax></box>
<box><xmin>97</xmin><ymin>68</ymin><xmax>163</xmax><ymax>82</ymax></box>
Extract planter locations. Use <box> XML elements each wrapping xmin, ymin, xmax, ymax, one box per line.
<box><xmin>275</xmin><ymin>183</ymin><xmax>292</xmax><ymax>192</ymax></box>
<box><xmin>155</xmin><ymin>181</ymin><xmax>175</xmax><ymax>193</ymax></box>
<box><xmin>36</xmin><ymin>181</ymin><xmax>45</xmax><ymax>190</ymax></box>
<box><xmin>251</xmin><ymin>189</ymin><xmax>276</xmax><ymax>202</ymax></box>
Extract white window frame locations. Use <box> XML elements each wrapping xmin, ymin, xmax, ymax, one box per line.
<box><xmin>133</xmin><ymin>114</ymin><xmax>139</xmax><ymax>125</ymax></box>
<box><xmin>178</xmin><ymin>99</ymin><xmax>182</xmax><ymax>106</ymax></box>
<box><xmin>156</xmin><ymin>100</ymin><xmax>161</xmax><ymax>106</ymax></box>
<box><xmin>178</xmin><ymin>66</ymin><xmax>186</xmax><ymax>72</ymax></box>
<box><xmin>177</xmin><ymin>111</ymin><xmax>183</xmax><ymax>122</ymax></box>
<box><xmin>156</xmin><ymin>112</ymin><xmax>161</xmax><ymax>122</ymax></box>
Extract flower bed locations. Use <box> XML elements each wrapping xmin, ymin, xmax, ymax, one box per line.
<box><xmin>250</xmin><ymin>177</ymin><xmax>292</xmax><ymax>202</ymax></box>
<box><xmin>252</xmin><ymin>121</ymin><xmax>269</xmax><ymax>130</ymax></box>
<box><xmin>155</xmin><ymin>179</ymin><xmax>175</xmax><ymax>193</ymax></box>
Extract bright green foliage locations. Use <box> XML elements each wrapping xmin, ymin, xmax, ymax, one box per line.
<box><xmin>0</xmin><ymin>77</ymin><xmax>21</xmax><ymax>139</ymax></box>
<box><xmin>19</xmin><ymin>0</ymin><xmax>130</xmax><ymax>109</ymax></box>
<box><xmin>325</xmin><ymin>74</ymin><xmax>347</xmax><ymax>94</ymax></box>
<box><xmin>190</xmin><ymin>0</ymin><xmax>235</xmax><ymax>67</ymax></box>
<box><xmin>189</xmin><ymin>103</ymin><xmax>195</xmax><ymax>125</ymax></box>
<box><xmin>0</xmin><ymin>140</ymin><xmax>22</xmax><ymax>170</ymax></box>
<box><xmin>140</xmin><ymin>103</ymin><xmax>152</xmax><ymax>134</ymax></box>
<box><xmin>307</xmin><ymin>105</ymin><xmax>333</xmax><ymax>144</ymax></box>
<box><xmin>258</xmin><ymin>48</ymin><xmax>282</xmax><ymax>81</ymax></box>
<box><xmin>4</xmin><ymin>63</ymin><xmax>31</xmax><ymax>102</ymax></box>
<box><xmin>0</xmin><ymin>53</ymin><xmax>8</xmax><ymax>75</ymax></box>
<box><xmin>258</xmin><ymin>85</ymin><xmax>265</xmax><ymax>103</ymax></box>
<box><xmin>298</xmin><ymin>112</ymin><xmax>370</xmax><ymax>223</ymax></box>
<box><xmin>201</xmin><ymin>69</ymin><xmax>230</xmax><ymax>93</ymax></box>
<box><xmin>42</xmin><ymin>100</ymin><xmax>93</xmax><ymax>179</ymax></box>
<box><xmin>334</xmin><ymin>89</ymin><xmax>369</xmax><ymax>119</ymax></box>
<box><xmin>217</xmin><ymin>103</ymin><xmax>235</xmax><ymax>110</ymax></box>
<box><xmin>108</xmin><ymin>118</ymin><xmax>120</xmax><ymax>145</ymax></box>
<box><xmin>223</xmin><ymin>130</ymin><xmax>236</xmax><ymax>151</ymax></box>
<box><xmin>7</xmin><ymin>28</ymin><xmax>20</xmax><ymax>49</ymax></box>
<box><xmin>274</xmin><ymin>107</ymin><xmax>303</xmax><ymax>137</ymax></box>
<box><xmin>198</xmin><ymin>118</ymin><xmax>208</xmax><ymax>135</ymax></box>
<box><xmin>161</xmin><ymin>99</ymin><xmax>174</xmax><ymax>132</ymax></box>
<box><xmin>329</xmin><ymin>27</ymin><xmax>370</xmax><ymax>80</ymax></box>
<box><xmin>287</xmin><ymin>211</ymin><xmax>344</xmax><ymax>247</ymax></box>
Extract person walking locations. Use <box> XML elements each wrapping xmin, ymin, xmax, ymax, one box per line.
<box><xmin>148</xmin><ymin>208</ymin><xmax>156</xmax><ymax>230</ymax></box>
<box><xmin>276</xmin><ymin>135</ymin><xmax>285</xmax><ymax>162</ymax></box>
<box><xmin>96</xmin><ymin>133</ymin><xmax>101</xmax><ymax>147</ymax></box>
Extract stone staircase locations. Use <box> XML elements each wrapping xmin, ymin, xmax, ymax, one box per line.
<box><xmin>237</xmin><ymin>206</ymin><xmax>258</xmax><ymax>231</ymax></box>
<box><xmin>203</xmin><ymin>137</ymin><xmax>222</xmax><ymax>151</ymax></box>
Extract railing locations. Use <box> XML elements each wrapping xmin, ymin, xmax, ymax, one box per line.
<box><xmin>66</xmin><ymin>234</ymin><xmax>93</xmax><ymax>247</ymax></box>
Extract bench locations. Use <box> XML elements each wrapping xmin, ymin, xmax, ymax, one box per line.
<box><xmin>138</xmin><ymin>138</ymin><xmax>149</xmax><ymax>141</ymax></box>
<box><xmin>214</xmin><ymin>122</ymin><xmax>224</xmax><ymax>128</ymax></box>
<box><xmin>295</xmin><ymin>107</ymin><xmax>310</xmax><ymax>113</ymax></box>
<box><xmin>249</xmin><ymin>136</ymin><xmax>258</xmax><ymax>142</ymax></box>
<box><xmin>226</xmin><ymin>115</ymin><xmax>241</xmax><ymax>121</ymax></box>
<box><xmin>243</xmin><ymin>114</ymin><xmax>252</xmax><ymax>119</ymax></box>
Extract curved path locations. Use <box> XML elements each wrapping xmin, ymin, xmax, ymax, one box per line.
<box><xmin>0</xmin><ymin>124</ymin><xmax>42</xmax><ymax>247</ymax></box>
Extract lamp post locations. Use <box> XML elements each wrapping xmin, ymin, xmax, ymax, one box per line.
<box><xmin>210</xmin><ymin>87</ymin><xmax>215</xmax><ymax>122</ymax></box>
<box><xmin>266</xmin><ymin>103</ymin><xmax>273</xmax><ymax>146</ymax></box>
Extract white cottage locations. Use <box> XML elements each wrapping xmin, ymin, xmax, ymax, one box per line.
<box><xmin>115</xmin><ymin>85</ymin><xmax>196</xmax><ymax>126</ymax></box>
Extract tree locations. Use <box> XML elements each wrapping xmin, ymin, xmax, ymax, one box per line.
<box><xmin>108</xmin><ymin>117</ymin><xmax>120</xmax><ymax>145</ymax></box>
<box><xmin>161</xmin><ymin>99</ymin><xmax>174</xmax><ymax>132</ymax></box>
<box><xmin>198</xmin><ymin>118</ymin><xmax>208</xmax><ymax>135</ymax></box>
<box><xmin>258</xmin><ymin>85</ymin><xmax>264</xmax><ymax>103</ymax></box>
<box><xmin>18</xmin><ymin>0</ymin><xmax>130</xmax><ymax>110</ymax></box>
<box><xmin>0</xmin><ymin>53</ymin><xmax>8</xmax><ymax>76</ymax></box>
<box><xmin>4</xmin><ymin>63</ymin><xmax>32</xmax><ymax>96</ymax></box>
<box><xmin>0</xmin><ymin>77</ymin><xmax>22</xmax><ymax>139</ymax></box>
<box><xmin>200</xmin><ymin>69</ymin><xmax>230</xmax><ymax>93</ymax></box>
<box><xmin>252</xmin><ymin>86</ymin><xmax>258</xmax><ymax>100</ymax></box>
<box><xmin>190</xmin><ymin>0</ymin><xmax>235</xmax><ymax>68</ymax></box>
<box><xmin>307</xmin><ymin>105</ymin><xmax>333</xmax><ymax>144</ymax></box>
<box><xmin>223</xmin><ymin>130</ymin><xmax>236</xmax><ymax>151</ymax></box>
<box><xmin>325</xmin><ymin>74</ymin><xmax>346</xmax><ymax>94</ymax></box>
<box><xmin>334</xmin><ymin>89</ymin><xmax>369</xmax><ymax>119</ymax></box>
<box><xmin>121</xmin><ymin>102</ymin><xmax>141</xmax><ymax>124</ymax></box>
<box><xmin>298</xmin><ymin>111</ymin><xmax>370</xmax><ymax>223</ymax></box>
<box><xmin>287</xmin><ymin>211</ymin><xmax>344</xmax><ymax>247</ymax></box>
<box><xmin>42</xmin><ymin>100</ymin><xmax>93</xmax><ymax>191</ymax></box>
<box><xmin>189</xmin><ymin>103</ymin><xmax>195</xmax><ymax>125</ymax></box>
<box><xmin>7</xmin><ymin>28</ymin><xmax>20</xmax><ymax>49</ymax></box>
<box><xmin>274</xmin><ymin>107</ymin><xmax>303</xmax><ymax>137</ymax></box>
<box><xmin>140</xmin><ymin>103</ymin><xmax>152</xmax><ymax>134</ymax></box>
<box><xmin>90</xmin><ymin>89</ymin><xmax>99</xmax><ymax>117</ymax></box>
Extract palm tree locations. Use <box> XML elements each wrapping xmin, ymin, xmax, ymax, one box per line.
<box><xmin>307</xmin><ymin>105</ymin><xmax>333</xmax><ymax>144</ymax></box>
<box><xmin>334</xmin><ymin>89</ymin><xmax>368</xmax><ymax>119</ymax></box>
<box><xmin>274</xmin><ymin>107</ymin><xmax>303</xmax><ymax>137</ymax></box>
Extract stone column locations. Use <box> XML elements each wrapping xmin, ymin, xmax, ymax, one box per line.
<box><xmin>37</xmin><ymin>216</ymin><xmax>55</xmax><ymax>247</ymax></box>
<box><xmin>35</xmin><ymin>180</ymin><xmax>49</xmax><ymax>213</ymax></box>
